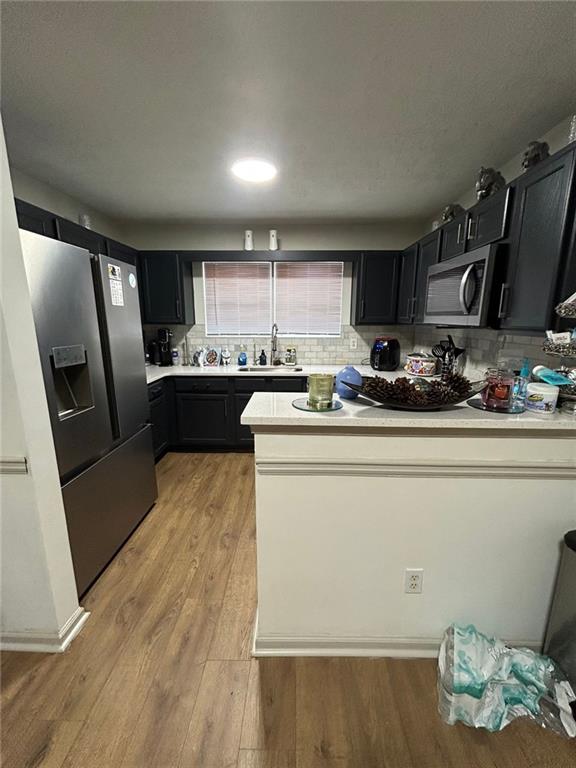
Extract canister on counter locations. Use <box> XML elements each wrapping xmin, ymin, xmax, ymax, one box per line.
<box><xmin>525</xmin><ymin>383</ymin><xmax>559</xmax><ymax>414</ymax></box>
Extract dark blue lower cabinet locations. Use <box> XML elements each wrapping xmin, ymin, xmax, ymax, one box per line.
<box><xmin>176</xmin><ymin>393</ymin><xmax>233</xmax><ymax>445</ymax></box>
<box><xmin>150</xmin><ymin>376</ymin><xmax>306</xmax><ymax>449</ymax></box>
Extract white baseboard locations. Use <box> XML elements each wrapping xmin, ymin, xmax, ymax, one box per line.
<box><xmin>0</xmin><ymin>606</ymin><xmax>90</xmax><ymax>653</ymax></box>
<box><xmin>253</xmin><ymin>631</ymin><xmax>542</xmax><ymax>658</ymax></box>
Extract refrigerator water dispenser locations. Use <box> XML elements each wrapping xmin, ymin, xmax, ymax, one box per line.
<box><xmin>51</xmin><ymin>344</ymin><xmax>94</xmax><ymax>419</ymax></box>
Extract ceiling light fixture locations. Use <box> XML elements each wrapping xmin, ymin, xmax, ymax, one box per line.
<box><xmin>231</xmin><ymin>158</ymin><xmax>277</xmax><ymax>183</ymax></box>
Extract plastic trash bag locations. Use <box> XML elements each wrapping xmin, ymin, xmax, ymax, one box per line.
<box><xmin>438</xmin><ymin>623</ymin><xmax>576</xmax><ymax>738</ymax></box>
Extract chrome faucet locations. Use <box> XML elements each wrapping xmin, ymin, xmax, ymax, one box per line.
<box><xmin>271</xmin><ymin>323</ymin><xmax>280</xmax><ymax>364</ymax></box>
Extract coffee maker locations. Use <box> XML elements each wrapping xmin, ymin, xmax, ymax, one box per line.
<box><xmin>157</xmin><ymin>327</ymin><xmax>173</xmax><ymax>366</ymax></box>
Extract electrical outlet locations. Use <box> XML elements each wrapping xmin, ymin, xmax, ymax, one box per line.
<box><xmin>350</xmin><ymin>338</ymin><xmax>358</xmax><ymax>349</ymax></box>
<box><xmin>404</xmin><ymin>568</ymin><xmax>423</xmax><ymax>594</ymax></box>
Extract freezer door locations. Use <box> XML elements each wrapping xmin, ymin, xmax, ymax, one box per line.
<box><xmin>93</xmin><ymin>254</ymin><xmax>149</xmax><ymax>441</ymax></box>
<box><xmin>62</xmin><ymin>424</ymin><xmax>157</xmax><ymax>596</ymax></box>
<box><xmin>20</xmin><ymin>230</ymin><xmax>113</xmax><ymax>478</ymax></box>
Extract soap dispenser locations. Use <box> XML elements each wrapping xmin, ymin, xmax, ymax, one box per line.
<box><xmin>259</xmin><ymin>349</ymin><xmax>267</xmax><ymax>366</ymax></box>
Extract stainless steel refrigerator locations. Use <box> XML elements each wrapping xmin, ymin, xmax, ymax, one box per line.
<box><xmin>20</xmin><ymin>230</ymin><xmax>157</xmax><ymax>596</ymax></box>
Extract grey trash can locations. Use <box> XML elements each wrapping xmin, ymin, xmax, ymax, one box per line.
<box><xmin>544</xmin><ymin>531</ymin><xmax>576</xmax><ymax>688</ymax></box>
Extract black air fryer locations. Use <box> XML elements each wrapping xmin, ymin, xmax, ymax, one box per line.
<box><xmin>370</xmin><ymin>337</ymin><xmax>400</xmax><ymax>371</ymax></box>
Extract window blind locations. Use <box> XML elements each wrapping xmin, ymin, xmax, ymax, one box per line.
<box><xmin>274</xmin><ymin>261</ymin><xmax>343</xmax><ymax>336</ymax></box>
<box><xmin>203</xmin><ymin>262</ymin><xmax>272</xmax><ymax>335</ymax></box>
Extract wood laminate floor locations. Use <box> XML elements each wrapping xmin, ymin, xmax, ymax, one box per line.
<box><xmin>1</xmin><ymin>452</ymin><xmax>575</xmax><ymax>767</ymax></box>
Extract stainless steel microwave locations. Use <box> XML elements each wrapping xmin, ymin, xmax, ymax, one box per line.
<box><xmin>423</xmin><ymin>245</ymin><xmax>498</xmax><ymax>327</ymax></box>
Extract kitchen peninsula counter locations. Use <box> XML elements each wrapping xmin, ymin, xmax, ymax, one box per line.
<box><xmin>242</xmin><ymin>393</ymin><xmax>576</xmax><ymax>659</ymax></box>
<box><xmin>242</xmin><ymin>392</ymin><xmax>576</xmax><ymax>432</ymax></box>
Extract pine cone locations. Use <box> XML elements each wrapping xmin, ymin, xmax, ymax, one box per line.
<box><xmin>441</xmin><ymin>373</ymin><xmax>472</xmax><ymax>397</ymax></box>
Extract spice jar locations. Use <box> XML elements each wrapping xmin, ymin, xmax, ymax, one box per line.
<box><xmin>481</xmin><ymin>368</ymin><xmax>515</xmax><ymax>411</ymax></box>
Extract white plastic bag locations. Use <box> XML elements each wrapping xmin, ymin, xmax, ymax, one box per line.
<box><xmin>438</xmin><ymin>624</ymin><xmax>576</xmax><ymax>737</ymax></box>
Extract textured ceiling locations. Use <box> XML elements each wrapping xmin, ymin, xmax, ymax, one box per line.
<box><xmin>2</xmin><ymin>1</ymin><xmax>575</xmax><ymax>221</ymax></box>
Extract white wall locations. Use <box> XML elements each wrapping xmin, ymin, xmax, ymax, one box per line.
<box><xmin>253</xmin><ymin>430</ymin><xmax>575</xmax><ymax>656</ymax></box>
<box><xmin>449</xmin><ymin>114</ymin><xmax>574</xmax><ymax>219</ymax></box>
<box><xmin>118</xmin><ymin>218</ymin><xmax>424</xmax><ymax>251</ymax></box>
<box><xmin>1</xmin><ymin>121</ymin><xmax>86</xmax><ymax>651</ymax></box>
<box><xmin>10</xmin><ymin>167</ymin><xmax>127</xmax><ymax>243</ymax></box>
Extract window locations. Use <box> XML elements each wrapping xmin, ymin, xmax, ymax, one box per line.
<box><xmin>274</xmin><ymin>262</ymin><xmax>343</xmax><ymax>336</ymax></box>
<box><xmin>203</xmin><ymin>262</ymin><xmax>272</xmax><ymax>335</ymax></box>
<box><xmin>203</xmin><ymin>260</ymin><xmax>344</xmax><ymax>337</ymax></box>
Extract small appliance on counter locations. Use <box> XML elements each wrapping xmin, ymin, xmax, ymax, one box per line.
<box><xmin>157</xmin><ymin>327</ymin><xmax>173</xmax><ymax>366</ymax></box>
<box><xmin>370</xmin><ymin>337</ymin><xmax>400</xmax><ymax>371</ymax></box>
<box><xmin>146</xmin><ymin>339</ymin><xmax>160</xmax><ymax>365</ymax></box>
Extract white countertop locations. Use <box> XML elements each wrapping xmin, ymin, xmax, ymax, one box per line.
<box><xmin>146</xmin><ymin>363</ymin><xmax>379</xmax><ymax>384</ymax></box>
<box><xmin>241</xmin><ymin>391</ymin><xmax>576</xmax><ymax>431</ymax></box>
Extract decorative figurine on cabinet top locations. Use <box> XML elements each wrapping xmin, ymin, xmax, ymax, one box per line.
<box><xmin>475</xmin><ymin>167</ymin><xmax>506</xmax><ymax>200</ymax></box>
<box><xmin>440</xmin><ymin>204</ymin><xmax>466</xmax><ymax>224</ymax></box>
<box><xmin>521</xmin><ymin>140</ymin><xmax>550</xmax><ymax>171</ymax></box>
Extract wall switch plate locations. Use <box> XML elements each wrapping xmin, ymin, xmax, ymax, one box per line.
<box><xmin>350</xmin><ymin>338</ymin><xmax>358</xmax><ymax>349</ymax></box>
<box><xmin>404</xmin><ymin>568</ymin><xmax>423</xmax><ymax>594</ymax></box>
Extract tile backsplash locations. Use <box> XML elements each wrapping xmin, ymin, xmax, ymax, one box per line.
<box><xmin>145</xmin><ymin>323</ymin><xmax>550</xmax><ymax>374</ymax></box>
<box><xmin>412</xmin><ymin>326</ymin><xmax>549</xmax><ymax>377</ymax></box>
<box><xmin>144</xmin><ymin>324</ymin><xmax>414</xmax><ymax>366</ymax></box>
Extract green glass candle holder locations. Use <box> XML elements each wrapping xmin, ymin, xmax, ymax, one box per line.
<box><xmin>307</xmin><ymin>374</ymin><xmax>335</xmax><ymax>410</ymax></box>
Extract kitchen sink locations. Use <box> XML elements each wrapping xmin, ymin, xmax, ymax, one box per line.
<box><xmin>237</xmin><ymin>366</ymin><xmax>303</xmax><ymax>372</ymax></box>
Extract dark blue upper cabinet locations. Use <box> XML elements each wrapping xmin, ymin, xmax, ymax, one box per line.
<box><xmin>352</xmin><ymin>252</ymin><xmax>399</xmax><ymax>325</ymax></box>
<box><xmin>141</xmin><ymin>251</ymin><xmax>194</xmax><ymax>325</ymax></box>
<box><xmin>105</xmin><ymin>238</ymin><xmax>138</xmax><ymax>266</ymax></box>
<box><xmin>15</xmin><ymin>199</ymin><xmax>59</xmax><ymax>239</ymax></box>
<box><xmin>440</xmin><ymin>213</ymin><xmax>468</xmax><ymax>261</ymax></box>
<box><xmin>500</xmin><ymin>147</ymin><xmax>575</xmax><ymax>331</ymax></box>
<box><xmin>413</xmin><ymin>230</ymin><xmax>441</xmax><ymax>323</ymax></box>
<box><xmin>397</xmin><ymin>244</ymin><xmax>418</xmax><ymax>324</ymax></box>
<box><xmin>465</xmin><ymin>187</ymin><xmax>511</xmax><ymax>250</ymax></box>
<box><xmin>57</xmin><ymin>218</ymin><xmax>106</xmax><ymax>255</ymax></box>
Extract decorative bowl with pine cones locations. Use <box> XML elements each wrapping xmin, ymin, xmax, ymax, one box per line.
<box><xmin>342</xmin><ymin>373</ymin><xmax>486</xmax><ymax>411</ymax></box>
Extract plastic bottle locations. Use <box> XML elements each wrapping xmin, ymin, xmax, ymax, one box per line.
<box><xmin>511</xmin><ymin>358</ymin><xmax>530</xmax><ymax>411</ymax></box>
<box><xmin>171</xmin><ymin>347</ymin><xmax>179</xmax><ymax>366</ymax></box>
<box><xmin>532</xmin><ymin>365</ymin><xmax>573</xmax><ymax>386</ymax></box>
<box><xmin>238</xmin><ymin>344</ymin><xmax>247</xmax><ymax>366</ymax></box>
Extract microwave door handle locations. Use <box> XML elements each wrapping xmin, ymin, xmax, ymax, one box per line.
<box><xmin>458</xmin><ymin>264</ymin><xmax>476</xmax><ymax>314</ymax></box>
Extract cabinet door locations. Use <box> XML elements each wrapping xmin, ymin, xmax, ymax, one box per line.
<box><xmin>271</xmin><ymin>377</ymin><xmax>307</xmax><ymax>392</ymax></box>
<box><xmin>440</xmin><ymin>213</ymin><xmax>468</xmax><ymax>261</ymax></box>
<box><xmin>176</xmin><ymin>393</ymin><xmax>231</xmax><ymax>445</ymax></box>
<box><xmin>413</xmin><ymin>231</ymin><xmax>440</xmax><ymax>323</ymax></box>
<box><xmin>397</xmin><ymin>244</ymin><xmax>418</xmax><ymax>324</ymax></box>
<box><xmin>141</xmin><ymin>252</ymin><xmax>183</xmax><ymax>324</ymax></box>
<box><xmin>149</xmin><ymin>394</ymin><xmax>169</xmax><ymax>459</ymax></box>
<box><xmin>234</xmin><ymin>393</ymin><xmax>254</xmax><ymax>446</ymax></box>
<box><xmin>15</xmin><ymin>199</ymin><xmax>58</xmax><ymax>238</ymax></box>
<box><xmin>353</xmin><ymin>252</ymin><xmax>398</xmax><ymax>324</ymax></box>
<box><xmin>105</xmin><ymin>238</ymin><xmax>138</xmax><ymax>266</ymax></box>
<box><xmin>500</xmin><ymin>151</ymin><xmax>575</xmax><ymax>331</ymax></box>
<box><xmin>57</xmin><ymin>218</ymin><xmax>106</xmax><ymax>254</ymax></box>
<box><xmin>466</xmin><ymin>188</ymin><xmax>510</xmax><ymax>249</ymax></box>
